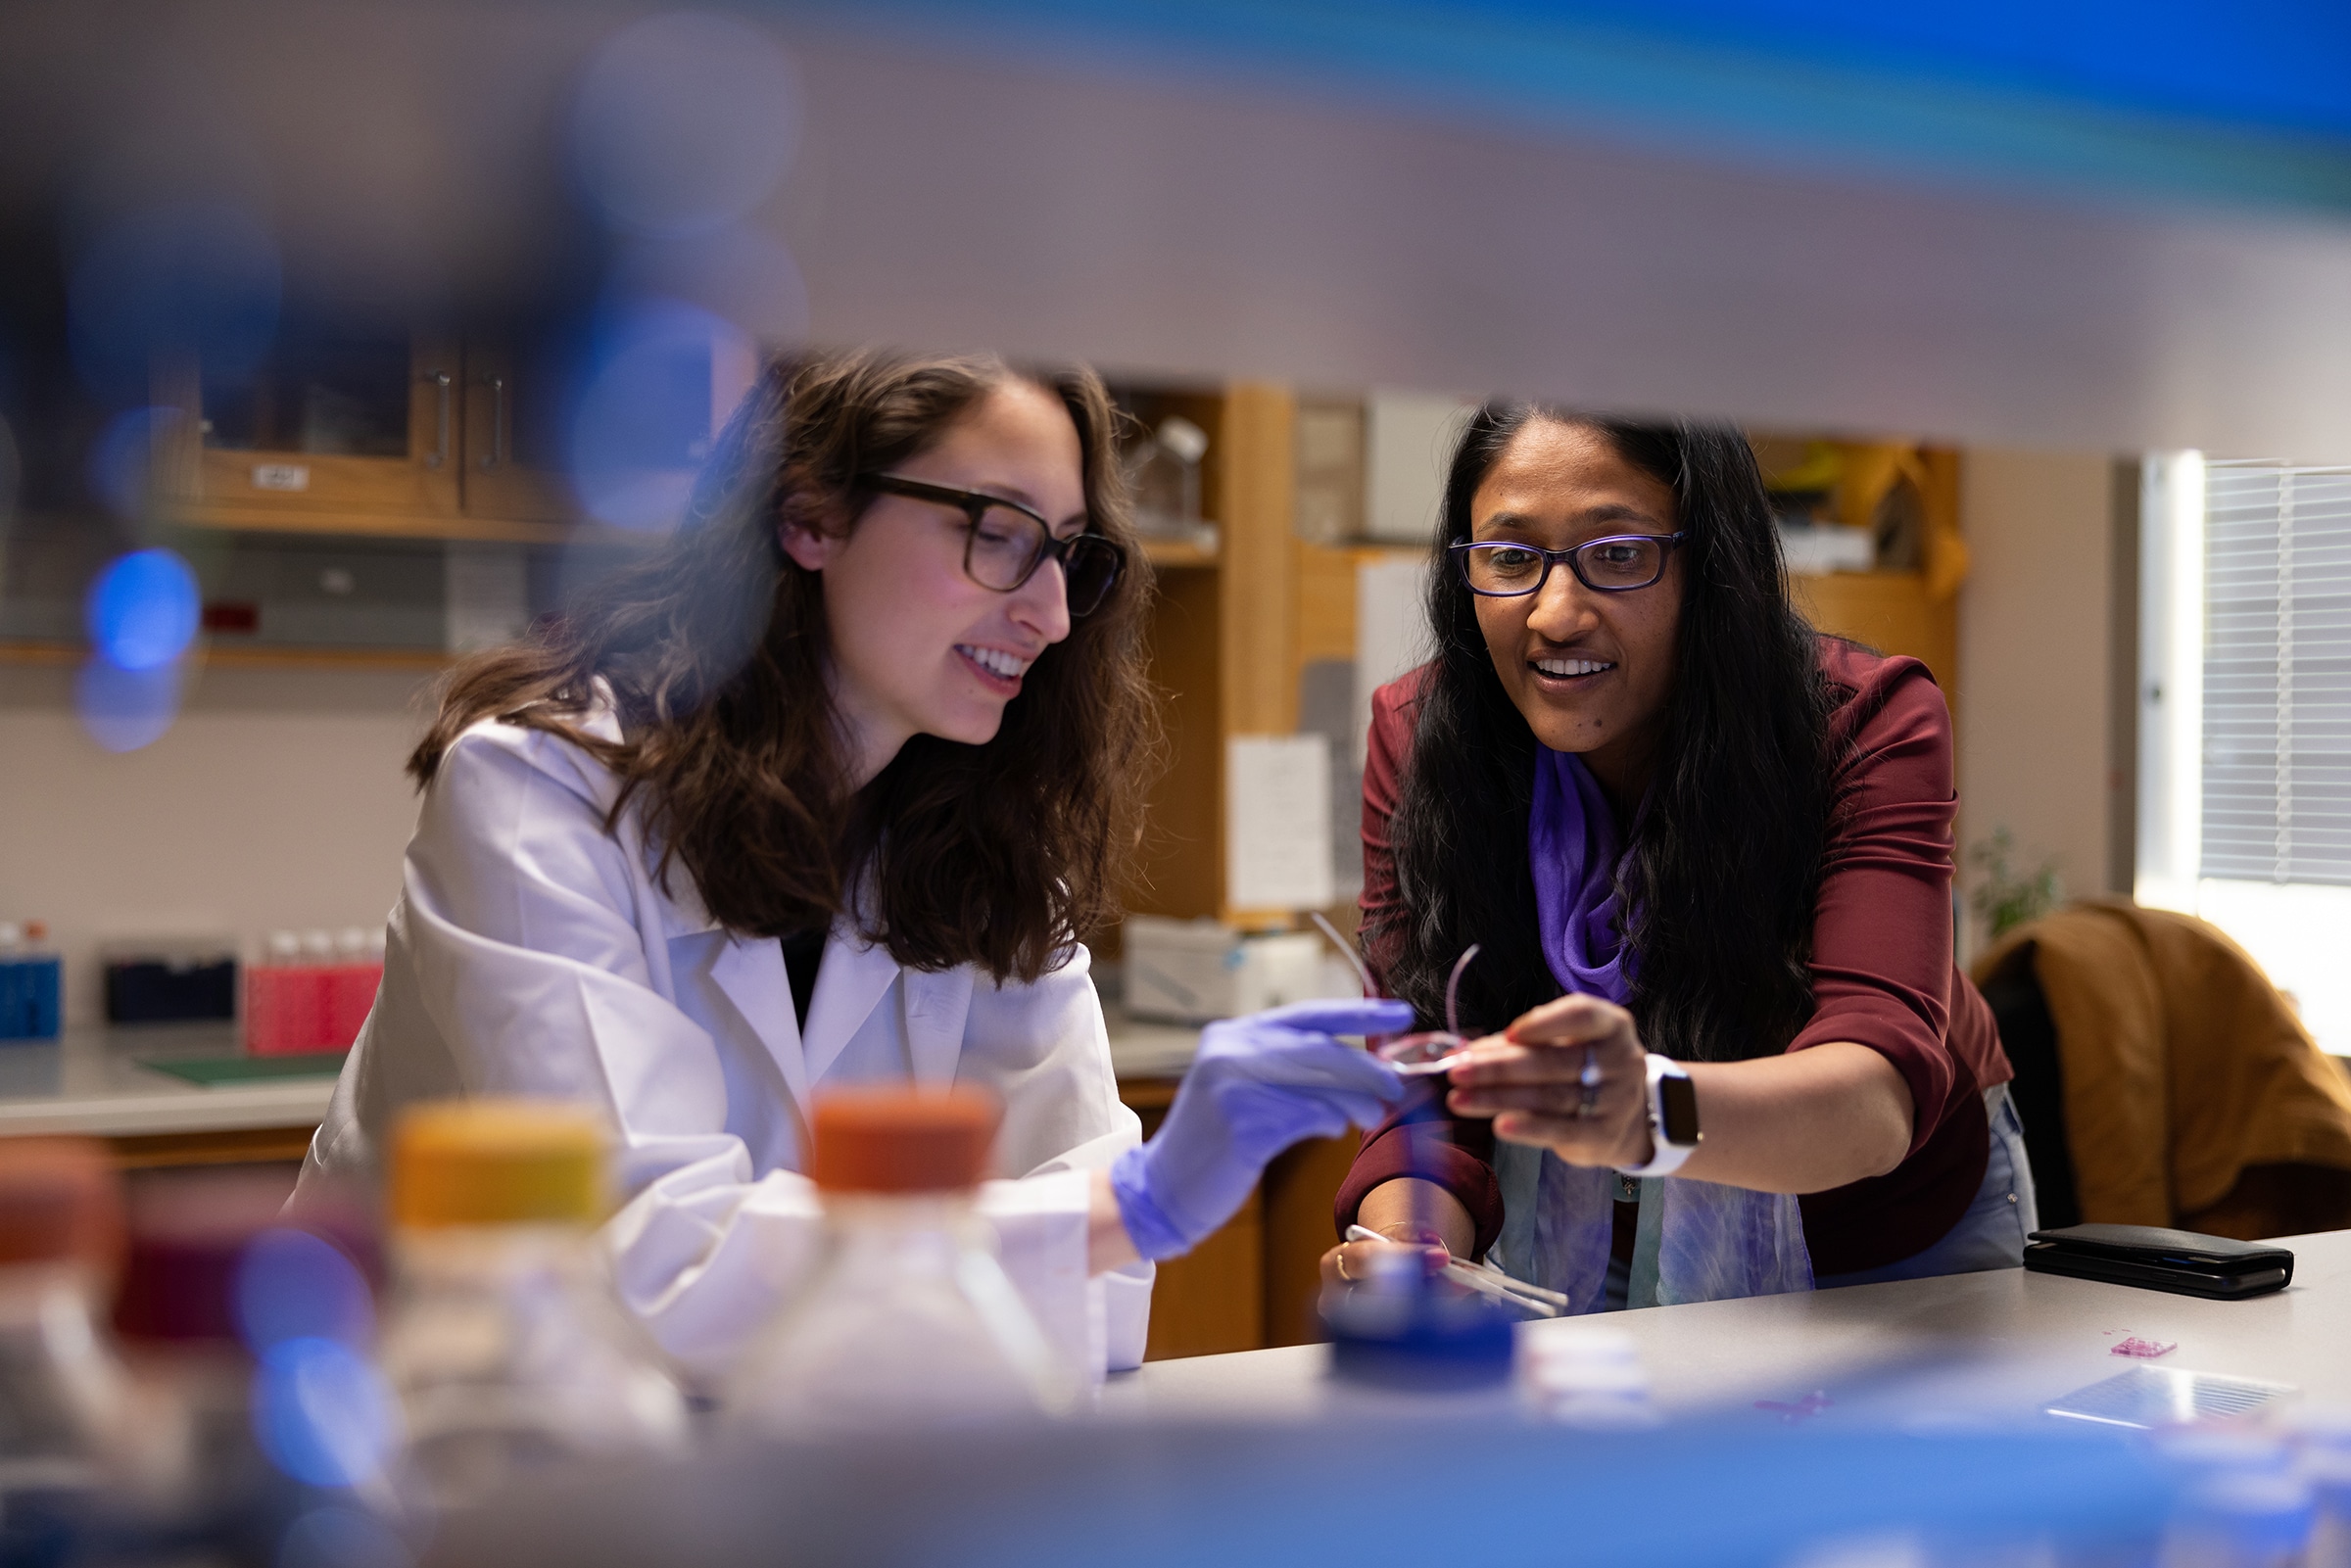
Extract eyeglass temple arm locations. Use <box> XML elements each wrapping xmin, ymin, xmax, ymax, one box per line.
<box><xmin>1445</xmin><ymin>944</ymin><xmax>1480</xmax><ymax>1037</ymax></box>
<box><xmin>1309</xmin><ymin>911</ymin><xmax>1377</xmax><ymax>999</ymax></box>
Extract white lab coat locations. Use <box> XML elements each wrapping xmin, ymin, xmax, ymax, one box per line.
<box><xmin>296</xmin><ymin>694</ymin><xmax>1152</xmax><ymax>1388</ymax></box>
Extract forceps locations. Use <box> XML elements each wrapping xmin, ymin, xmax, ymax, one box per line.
<box><xmin>1343</xmin><ymin>1224</ymin><xmax>1570</xmax><ymax>1317</ymax></box>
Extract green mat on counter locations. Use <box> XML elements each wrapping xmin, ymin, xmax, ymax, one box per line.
<box><xmin>139</xmin><ymin>1051</ymin><xmax>347</xmax><ymax>1085</ymax></box>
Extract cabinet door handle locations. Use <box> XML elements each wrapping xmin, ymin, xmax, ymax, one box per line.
<box><xmin>420</xmin><ymin>370</ymin><xmax>453</xmax><ymax>469</ymax></box>
<box><xmin>476</xmin><ymin>375</ymin><xmax>508</xmax><ymax>470</ymax></box>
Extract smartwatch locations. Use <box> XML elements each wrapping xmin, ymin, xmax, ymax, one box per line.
<box><xmin>1613</xmin><ymin>1054</ymin><xmax>1702</xmax><ymax>1178</ymax></box>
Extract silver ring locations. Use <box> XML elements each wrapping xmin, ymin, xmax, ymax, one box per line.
<box><xmin>1577</xmin><ymin>1079</ymin><xmax>1602</xmax><ymax>1118</ymax></box>
<box><xmin>1579</xmin><ymin>1047</ymin><xmax>1602</xmax><ymax>1088</ymax></box>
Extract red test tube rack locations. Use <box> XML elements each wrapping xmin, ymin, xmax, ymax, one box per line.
<box><xmin>246</xmin><ymin>928</ymin><xmax>383</xmax><ymax>1057</ymax></box>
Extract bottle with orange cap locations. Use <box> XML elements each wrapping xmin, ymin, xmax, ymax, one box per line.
<box><xmin>377</xmin><ymin>1099</ymin><xmax>687</xmax><ymax>1512</ymax></box>
<box><xmin>729</xmin><ymin>1083</ymin><xmax>1074</xmax><ymax>1433</ymax></box>
<box><xmin>0</xmin><ymin>1136</ymin><xmax>133</xmax><ymax>1556</ymax></box>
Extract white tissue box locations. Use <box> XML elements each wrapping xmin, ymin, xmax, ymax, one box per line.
<box><xmin>1122</xmin><ymin>917</ymin><xmax>1333</xmax><ymax>1024</ymax></box>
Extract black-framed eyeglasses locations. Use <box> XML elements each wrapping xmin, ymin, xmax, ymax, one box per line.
<box><xmin>1449</xmin><ymin>533</ymin><xmax>1687</xmax><ymax>597</ymax></box>
<box><xmin>858</xmin><ymin>473</ymin><xmax>1127</xmax><ymax>617</ymax></box>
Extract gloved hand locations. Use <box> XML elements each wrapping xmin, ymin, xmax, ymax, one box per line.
<box><xmin>1110</xmin><ymin>998</ymin><xmax>1414</xmax><ymax>1261</ymax></box>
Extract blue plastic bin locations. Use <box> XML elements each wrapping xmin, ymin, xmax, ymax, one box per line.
<box><xmin>0</xmin><ymin>956</ymin><xmax>62</xmax><ymax>1040</ymax></box>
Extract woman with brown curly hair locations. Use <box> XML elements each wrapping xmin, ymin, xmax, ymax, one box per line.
<box><xmin>296</xmin><ymin>349</ymin><xmax>1406</xmax><ymax>1388</ymax></box>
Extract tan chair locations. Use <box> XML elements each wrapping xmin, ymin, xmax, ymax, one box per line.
<box><xmin>1973</xmin><ymin>899</ymin><xmax>2351</xmax><ymax>1241</ymax></box>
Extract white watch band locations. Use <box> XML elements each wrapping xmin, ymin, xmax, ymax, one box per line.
<box><xmin>1613</xmin><ymin>1054</ymin><xmax>1699</xmax><ymax>1178</ymax></box>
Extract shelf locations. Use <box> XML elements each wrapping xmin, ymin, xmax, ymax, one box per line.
<box><xmin>164</xmin><ymin>506</ymin><xmax>649</xmax><ymax>548</ymax></box>
<box><xmin>0</xmin><ymin>641</ymin><xmax>453</xmax><ymax>672</ymax></box>
<box><xmin>1141</xmin><ymin>537</ymin><xmax>1219</xmax><ymax>569</ymax></box>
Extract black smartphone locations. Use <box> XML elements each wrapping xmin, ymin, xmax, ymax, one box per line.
<box><xmin>2022</xmin><ymin>1223</ymin><xmax>2292</xmax><ymax>1300</ymax></box>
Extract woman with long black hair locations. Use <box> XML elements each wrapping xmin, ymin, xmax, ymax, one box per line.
<box><xmin>1326</xmin><ymin>407</ymin><xmax>2031</xmax><ymax>1310</ymax></box>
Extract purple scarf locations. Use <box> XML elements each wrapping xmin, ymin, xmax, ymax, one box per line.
<box><xmin>1528</xmin><ymin>746</ymin><xmax>1634</xmax><ymax>1006</ymax></box>
<box><xmin>1509</xmin><ymin>744</ymin><xmax>1815</xmax><ymax>1313</ymax></box>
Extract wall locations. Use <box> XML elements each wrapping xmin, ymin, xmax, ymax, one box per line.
<box><xmin>1954</xmin><ymin>451</ymin><xmax>2121</xmax><ymax>959</ymax></box>
<box><xmin>0</xmin><ymin>660</ymin><xmax>433</xmax><ymax>1026</ymax></box>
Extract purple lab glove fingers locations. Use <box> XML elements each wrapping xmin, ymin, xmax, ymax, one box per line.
<box><xmin>1204</xmin><ymin>1025</ymin><xmax>1409</xmax><ymax>1100</ymax></box>
<box><xmin>1110</xmin><ymin>1000</ymin><xmax>1411</xmax><ymax>1261</ymax></box>
<box><xmin>1241</xmin><ymin>998</ymin><xmax>1417</xmax><ymax>1039</ymax></box>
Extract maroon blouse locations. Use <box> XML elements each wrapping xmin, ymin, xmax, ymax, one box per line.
<box><xmin>1334</xmin><ymin>641</ymin><xmax>2011</xmax><ymax>1277</ymax></box>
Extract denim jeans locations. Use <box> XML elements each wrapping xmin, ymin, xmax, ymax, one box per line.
<box><xmin>1598</xmin><ymin>1083</ymin><xmax>2038</xmax><ymax>1308</ymax></box>
<box><xmin>1813</xmin><ymin>1083</ymin><xmax>2039</xmax><ymax>1289</ymax></box>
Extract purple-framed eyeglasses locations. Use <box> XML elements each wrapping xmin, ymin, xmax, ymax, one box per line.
<box><xmin>1450</xmin><ymin>532</ymin><xmax>1686</xmax><ymax>596</ymax></box>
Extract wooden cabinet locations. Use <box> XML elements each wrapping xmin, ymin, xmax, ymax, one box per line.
<box><xmin>1122</xmin><ymin>1074</ymin><xmax>1353</xmax><ymax>1360</ymax></box>
<box><xmin>456</xmin><ymin>340</ymin><xmax>575</xmax><ymax>525</ymax></box>
<box><xmin>159</xmin><ymin>326</ymin><xmax>465</xmax><ymax>533</ymax></box>
<box><xmin>1794</xmin><ymin>569</ymin><xmax>1957</xmax><ymax>693</ymax></box>
<box><xmin>152</xmin><ymin>318</ymin><xmax>733</xmax><ymax>546</ymax></box>
<box><xmin>1120</xmin><ymin>382</ymin><xmax>1330</xmax><ymax>929</ymax></box>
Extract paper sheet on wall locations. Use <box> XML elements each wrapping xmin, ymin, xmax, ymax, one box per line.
<box><xmin>1226</xmin><ymin>735</ymin><xmax>1335</xmax><ymax>911</ymax></box>
<box><xmin>1356</xmin><ymin>554</ymin><xmax>1434</xmax><ymax>768</ymax></box>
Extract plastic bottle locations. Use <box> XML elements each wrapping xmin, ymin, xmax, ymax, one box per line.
<box><xmin>730</xmin><ymin>1084</ymin><xmax>1072</xmax><ymax>1433</ymax></box>
<box><xmin>377</xmin><ymin>1099</ymin><xmax>686</xmax><ymax>1512</ymax></box>
<box><xmin>1320</xmin><ymin>1241</ymin><xmax>1517</xmax><ymax>1415</ymax></box>
<box><xmin>109</xmin><ymin>1170</ymin><xmax>386</xmax><ymax>1560</ymax></box>
<box><xmin>0</xmin><ymin>923</ymin><xmax>21</xmax><ymax>1044</ymax></box>
<box><xmin>0</xmin><ymin>920</ymin><xmax>61</xmax><ymax>1042</ymax></box>
<box><xmin>0</xmin><ymin>1138</ymin><xmax>132</xmax><ymax>1560</ymax></box>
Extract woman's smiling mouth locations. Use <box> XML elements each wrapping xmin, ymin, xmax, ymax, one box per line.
<box><xmin>1532</xmin><ymin>655</ymin><xmax>1615</xmax><ymax>680</ymax></box>
<box><xmin>956</xmin><ymin>642</ymin><xmax>1032</xmax><ymax>692</ymax></box>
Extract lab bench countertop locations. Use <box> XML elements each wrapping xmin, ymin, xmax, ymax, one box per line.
<box><xmin>1103</xmin><ymin>1011</ymin><xmax>1203</xmax><ymax>1082</ymax></box>
<box><xmin>0</xmin><ymin>1012</ymin><xmax>1204</xmax><ymax>1141</ymax></box>
<box><xmin>1105</xmin><ymin>1225</ymin><xmax>2351</xmax><ymax>1423</ymax></box>
<box><xmin>0</xmin><ymin>1023</ymin><xmax>338</xmax><ymax>1138</ymax></box>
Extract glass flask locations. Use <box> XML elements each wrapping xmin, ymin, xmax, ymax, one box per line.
<box><xmin>377</xmin><ymin>1100</ymin><xmax>686</xmax><ymax>1512</ymax></box>
<box><xmin>730</xmin><ymin>1084</ymin><xmax>1072</xmax><ymax>1434</ymax></box>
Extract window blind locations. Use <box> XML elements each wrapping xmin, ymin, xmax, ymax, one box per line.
<box><xmin>2203</xmin><ymin>461</ymin><xmax>2351</xmax><ymax>884</ymax></box>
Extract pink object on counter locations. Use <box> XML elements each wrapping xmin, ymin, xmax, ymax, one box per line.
<box><xmin>247</xmin><ymin>962</ymin><xmax>382</xmax><ymax>1056</ymax></box>
<box><xmin>2110</xmin><ymin>1336</ymin><xmax>2178</xmax><ymax>1359</ymax></box>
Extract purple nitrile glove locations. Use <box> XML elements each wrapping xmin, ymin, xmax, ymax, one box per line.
<box><xmin>1110</xmin><ymin>998</ymin><xmax>1413</xmax><ymax>1261</ymax></box>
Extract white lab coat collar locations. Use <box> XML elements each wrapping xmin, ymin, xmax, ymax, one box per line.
<box><xmin>707</xmin><ymin>934</ymin><xmax>810</xmax><ymax>1107</ymax></box>
<box><xmin>585</xmin><ymin>674</ymin><xmax>975</xmax><ymax>1095</ymax></box>
<box><xmin>800</xmin><ymin>925</ymin><xmax>899</xmax><ymax>1082</ymax></box>
<box><xmin>703</xmin><ymin>924</ymin><xmax>972</xmax><ymax>1098</ymax></box>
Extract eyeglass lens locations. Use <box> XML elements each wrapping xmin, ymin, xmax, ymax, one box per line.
<box><xmin>964</xmin><ymin>503</ymin><xmax>1119</xmax><ymax>615</ymax></box>
<box><xmin>1460</xmin><ymin>538</ymin><xmax>1663</xmax><ymax>594</ymax></box>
